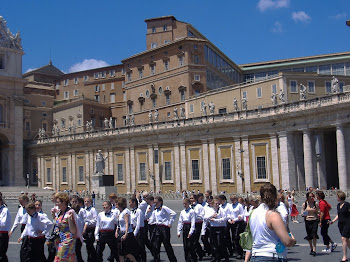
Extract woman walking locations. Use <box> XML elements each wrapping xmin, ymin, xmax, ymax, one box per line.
<box><xmin>302</xmin><ymin>192</ymin><xmax>319</xmax><ymax>256</ymax></box>
<box><xmin>250</xmin><ymin>182</ymin><xmax>296</xmax><ymax>262</ymax></box>
<box><xmin>330</xmin><ymin>191</ymin><xmax>350</xmax><ymax>262</ymax></box>
<box><xmin>316</xmin><ymin>191</ymin><xmax>337</xmax><ymax>253</ymax></box>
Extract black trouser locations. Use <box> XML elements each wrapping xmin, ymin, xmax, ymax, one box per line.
<box><xmin>148</xmin><ymin>224</ymin><xmax>156</xmax><ymax>254</ymax></box>
<box><xmin>0</xmin><ymin>232</ymin><xmax>9</xmax><ymax>262</ymax></box>
<box><xmin>232</xmin><ymin>221</ymin><xmax>245</xmax><ymax>256</ymax></box>
<box><xmin>96</xmin><ymin>231</ymin><xmax>118</xmax><ymax>262</ymax></box>
<box><xmin>193</xmin><ymin>222</ymin><xmax>205</xmax><ymax>259</ymax></box>
<box><xmin>201</xmin><ymin>224</ymin><xmax>211</xmax><ymax>256</ymax></box>
<box><xmin>153</xmin><ymin>225</ymin><xmax>177</xmax><ymax>262</ymax></box>
<box><xmin>21</xmin><ymin>237</ymin><xmax>46</xmax><ymax>262</ymax></box>
<box><xmin>143</xmin><ymin>220</ymin><xmax>153</xmax><ymax>255</ymax></box>
<box><xmin>136</xmin><ymin>227</ymin><xmax>147</xmax><ymax>262</ymax></box>
<box><xmin>210</xmin><ymin>226</ymin><xmax>228</xmax><ymax>262</ymax></box>
<box><xmin>75</xmin><ymin>238</ymin><xmax>84</xmax><ymax>262</ymax></box>
<box><xmin>84</xmin><ymin>227</ymin><xmax>97</xmax><ymax>262</ymax></box>
<box><xmin>225</xmin><ymin>223</ymin><xmax>234</xmax><ymax>256</ymax></box>
<box><xmin>321</xmin><ymin>219</ymin><xmax>332</xmax><ymax>246</ymax></box>
<box><xmin>20</xmin><ymin>225</ymin><xmax>26</xmax><ymax>262</ymax></box>
<box><xmin>183</xmin><ymin>224</ymin><xmax>197</xmax><ymax>262</ymax></box>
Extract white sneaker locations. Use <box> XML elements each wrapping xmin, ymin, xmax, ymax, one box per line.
<box><xmin>294</xmin><ymin>220</ymin><xmax>300</xmax><ymax>223</ymax></box>
<box><xmin>322</xmin><ymin>248</ymin><xmax>331</xmax><ymax>253</ymax></box>
<box><xmin>331</xmin><ymin>243</ymin><xmax>337</xmax><ymax>252</ymax></box>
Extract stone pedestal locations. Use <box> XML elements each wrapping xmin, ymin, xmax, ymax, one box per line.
<box><xmin>91</xmin><ymin>173</ymin><xmax>116</xmax><ymax>196</ymax></box>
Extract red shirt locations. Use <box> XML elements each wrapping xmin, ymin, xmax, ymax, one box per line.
<box><xmin>319</xmin><ymin>199</ymin><xmax>331</xmax><ymax>220</ymax></box>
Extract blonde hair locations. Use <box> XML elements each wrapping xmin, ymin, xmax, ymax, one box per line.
<box><xmin>55</xmin><ymin>192</ymin><xmax>70</xmax><ymax>206</ymax></box>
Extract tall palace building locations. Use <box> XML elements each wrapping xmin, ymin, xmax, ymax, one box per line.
<box><xmin>1</xmin><ymin>16</ymin><xmax>350</xmax><ymax>194</ymax></box>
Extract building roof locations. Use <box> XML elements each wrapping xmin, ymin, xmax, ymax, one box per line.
<box><xmin>144</xmin><ymin>16</ymin><xmax>177</xmax><ymax>22</ymax></box>
<box><xmin>240</xmin><ymin>51</ymin><xmax>350</xmax><ymax>71</ymax></box>
<box><xmin>22</xmin><ymin>60</ymin><xmax>64</xmax><ymax>77</ymax></box>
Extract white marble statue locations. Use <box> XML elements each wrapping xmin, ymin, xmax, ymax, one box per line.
<box><xmin>332</xmin><ymin>76</ymin><xmax>339</xmax><ymax>93</ymax></box>
<box><xmin>180</xmin><ymin>106</ymin><xmax>185</xmax><ymax>118</ymax></box>
<box><xmin>148</xmin><ymin>110</ymin><xmax>153</xmax><ymax>123</ymax></box>
<box><xmin>300</xmin><ymin>84</ymin><xmax>307</xmax><ymax>100</ymax></box>
<box><xmin>154</xmin><ymin>109</ymin><xmax>159</xmax><ymax>122</ymax></box>
<box><xmin>95</xmin><ymin>150</ymin><xmax>107</xmax><ymax>175</ymax></box>
<box><xmin>201</xmin><ymin>102</ymin><xmax>207</xmax><ymax>116</ymax></box>
<box><xmin>130</xmin><ymin>114</ymin><xmax>135</xmax><ymax>126</ymax></box>
<box><xmin>233</xmin><ymin>97</ymin><xmax>239</xmax><ymax>111</ymax></box>
<box><xmin>0</xmin><ymin>16</ymin><xmax>22</xmax><ymax>50</ymax></box>
<box><xmin>271</xmin><ymin>93</ymin><xmax>277</xmax><ymax>106</ymax></box>
<box><xmin>242</xmin><ymin>98</ymin><xmax>247</xmax><ymax>110</ymax></box>
<box><xmin>104</xmin><ymin>118</ymin><xmax>109</xmax><ymax>129</ymax></box>
<box><xmin>173</xmin><ymin>106</ymin><xmax>178</xmax><ymax>120</ymax></box>
<box><xmin>209</xmin><ymin>102</ymin><xmax>215</xmax><ymax>115</ymax></box>
<box><xmin>125</xmin><ymin>115</ymin><xmax>130</xmax><ymax>126</ymax></box>
<box><xmin>109</xmin><ymin>117</ymin><xmax>113</xmax><ymax>129</ymax></box>
<box><xmin>279</xmin><ymin>88</ymin><xmax>285</xmax><ymax>103</ymax></box>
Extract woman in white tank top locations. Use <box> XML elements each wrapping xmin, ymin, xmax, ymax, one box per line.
<box><xmin>249</xmin><ymin>183</ymin><xmax>296</xmax><ymax>262</ymax></box>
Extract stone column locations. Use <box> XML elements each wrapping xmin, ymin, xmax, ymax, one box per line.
<box><xmin>201</xmin><ymin>140</ymin><xmax>210</xmax><ymax>192</ymax></box>
<box><xmin>314</xmin><ymin>132</ymin><xmax>327</xmax><ymax>190</ymax></box>
<box><xmin>180</xmin><ymin>142</ymin><xmax>187</xmax><ymax>191</ymax></box>
<box><xmin>208</xmin><ymin>139</ymin><xmax>217</xmax><ymax>195</ymax></box>
<box><xmin>234</xmin><ymin>137</ymin><xmax>243</xmax><ymax>194</ymax></box>
<box><xmin>89</xmin><ymin>152</ymin><xmax>94</xmax><ymax>192</ymax></box>
<box><xmin>173</xmin><ymin>143</ymin><xmax>181</xmax><ymax>191</ymax></box>
<box><xmin>84</xmin><ymin>151</ymin><xmax>90</xmax><ymax>191</ymax></box>
<box><xmin>294</xmin><ymin>134</ymin><xmax>306</xmax><ymax>191</ymax></box>
<box><xmin>55</xmin><ymin>154</ymin><xmax>59</xmax><ymax>191</ymax></box>
<box><xmin>154</xmin><ymin>145</ymin><xmax>160</xmax><ymax>193</ymax></box>
<box><xmin>269</xmin><ymin>133</ymin><xmax>280</xmax><ymax>188</ymax></box>
<box><xmin>68</xmin><ymin>153</ymin><xmax>72</xmax><ymax>190</ymax></box>
<box><xmin>278</xmin><ymin>131</ymin><xmax>296</xmax><ymax>190</ymax></box>
<box><xmin>303</xmin><ymin>130</ymin><xmax>314</xmax><ymax>189</ymax></box>
<box><xmin>130</xmin><ymin>147</ymin><xmax>136</xmax><ymax>192</ymax></box>
<box><xmin>72</xmin><ymin>153</ymin><xmax>76</xmax><ymax>192</ymax></box>
<box><xmin>336</xmin><ymin>124</ymin><xmax>348</xmax><ymax>191</ymax></box>
<box><xmin>51</xmin><ymin>155</ymin><xmax>56</xmax><ymax>190</ymax></box>
<box><xmin>14</xmin><ymin>101</ymin><xmax>24</xmax><ymax>186</ymax></box>
<box><xmin>242</xmin><ymin>136</ymin><xmax>251</xmax><ymax>193</ymax></box>
<box><xmin>148</xmin><ymin>145</ymin><xmax>155</xmax><ymax>193</ymax></box>
<box><xmin>108</xmin><ymin>149</ymin><xmax>114</xmax><ymax>176</ymax></box>
<box><xmin>37</xmin><ymin>156</ymin><xmax>42</xmax><ymax>188</ymax></box>
<box><xmin>125</xmin><ymin>148</ymin><xmax>131</xmax><ymax>194</ymax></box>
<box><xmin>104</xmin><ymin>149</ymin><xmax>109</xmax><ymax>175</ymax></box>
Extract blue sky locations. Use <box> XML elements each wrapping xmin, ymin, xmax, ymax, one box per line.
<box><xmin>1</xmin><ymin>0</ymin><xmax>350</xmax><ymax>73</ymax></box>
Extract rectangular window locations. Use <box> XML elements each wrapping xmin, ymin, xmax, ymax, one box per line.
<box><xmin>61</xmin><ymin>119</ymin><xmax>65</xmax><ymax>129</ymax></box>
<box><xmin>94</xmin><ymin>85</ymin><xmax>100</xmax><ymax>92</ymax></box>
<box><xmin>222</xmin><ymin>158</ymin><xmax>231</xmax><ymax>179</ymax></box>
<box><xmin>25</xmin><ymin>121</ymin><xmax>30</xmax><ymax>131</ymax></box>
<box><xmin>109</xmin><ymin>70</ymin><xmax>116</xmax><ymax>77</ymax></box>
<box><xmin>152</xmin><ymin>98</ymin><xmax>157</xmax><ymax>108</ymax></box>
<box><xmin>111</xmin><ymin>83</ymin><xmax>115</xmax><ymax>90</ymax></box>
<box><xmin>122</xmin><ymin>81</ymin><xmax>125</xmax><ymax>88</ymax></box>
<box><xmin>62</xmin><ymin>167</ymin><xmax>67</xmax><ymax>182</ymax></box>
<box><xmin>257</xmin><ymin>87</ymin><xmax>262</xmax><ymax>98</ymax></box>
<box><xmin>47</xmin><ymin>168</ymin><xmax>51</xmax><ymax>183</ymax></box>
<box><xmin>290</xmin><ymin>80</ymin><xmax>297</xmax><ymax>93</ymax></box>
<box><xmin>307</xmin><ymin>81</ymin><xmax>315</xmax><ymax>93</ymax></box>
<box><xmin>64</xmin><ymin>79</ymin><xmax>69</xmax><ymax>86</ymax></box>
<box><xmin>255</xmin><ymin>72</ymin><xmax>267</xmax><ymax>82</ymax></box>
<box><xmin>32</xmin><ymin>168</ymin><xmax>37</xmax><ymax>183</ymax></box>
<box><xmin>110</xmin><ymin>93</ymin><xmax>115</xmax><ymax>103</ymax></box>
<box><xmin>179</xmin><ymin>56</ymin><xmax>184</xmax><ymax>66</ymax></box>
<box><xmin>78</xmin><ymin>166</ymin><xmax>84</xmax><ymax>182</ymax></box>
<box><xmin>152</xmin><ymin>27</ymin><xmax>156</xmax><ymax>33</ymax></box>
<box><xmin>150</xmin><ymin>64</ymin><xmax>155</xmax><ymax>75</ymax></box>
<box><xmin>332</xmin><ymin>63</ymin><xmax>345</xmax><ymax>75</ymax></box>
<box><xmin>242</xmin><ymin>91</ymin><xmax>247</xmax><ymax>99</ymax></box>
<box><xmin>305</xmin><ymin>66</ymin><xmax>317</xmax><ymax>73</ymax></box>
<box><xmin>139</xmin><ymin>69</ymin><xmax>143</xmax><ymax>79</ymax></box>
<box><xmin>100</xmin><ymin>71</ymin><xmax>106</xmax><ymax>78</ymax></box>
<box><xmin>94</xmin><ymin>95</ymin><xmax>100</xmax><ymax>102</ymax></box>
<box><xmin>191</xmin><ymin>160</ymin><xmax>200</xmax><ymax>180</ymax></box>
<box><xmin>218</xmin><ymin>108</ymin><xmax>227</xmax><ymax>114</ymax></box>
<box><xmin>128</xmin><ymin>103</ymin><xmax>133</xmax><ymax>114</ymax></box>
<box><xmin>154</xmin><ymin>150</ymin><xmax>159</xmax><ymax>164</ymax></box>
<box><xmin>193</xmin><ymin>55</ymin><xmax>199</xmax><ymax>64</ymax></box>
<box><xmin>325</xmin><ymin>81</ymin><xmax>332</xmax><ymax>93</ymax></box>
<box><xmin>271</xmin><ymin>84</ymin><xmax>277</xmax><ymax>94</ymax></box>
<box><xmin>151</xmin><ymin>42</ymin><xmax>157</xmax><ymax>49</ymax></box>
<box><xmin>180</xmin><ymin>90</ymin><xmax>185</xmax><ymax>102</ymax></box>
<box><xmin>165</xmin><ymin>94</ymin><xmax>170</xmax><ymax>105</ymax></box>
<box><xmin>74</xmin><ymin>89</ymin><xmax>79</xmax><ymax>96</ymax></box>
<box><xmin>117</xmin><ymin>164</ymin><xmax>123</xmax><ymax>181</ymax></box>
<box><xmin>163</xmin><ymin>25</ymin><xmax>167</xmax><ymax>31</ymax></box>
<box><xmin>83</xmin><ymin>75</ymin><xmax>89</xmax><ymax>82</ymax></box>
<box><xmin>64</xmin><ymin>91</ymin><xmax>69</xmax><ymax>100</ymax></box>
<box><xmin>319</xmin><ymin>64</ymin><xmax>331</xmax><ymax>75</ymax></box>
<box><xmin>164</xmin><ymin>161</ymin><xmax>172</xmax><ymax>180</ymax></box>
<box><xmin>101</xmin><ymin>84</ymin><xmax>105</xmax><ymax>91</ymax></box>
<box><xmin>94</xmin><ymin>72</ymin><xmax>99</xmax><ymax>79</ymax></box>
<box><xmin>257</xmin><ymin>156</ymin><xmax>267</xmax><ymax>179</ymax></box>
<box><xmin>164</xmin><ymin>60</ymin><xmax>169</xmax><ymax>71</ymax></box>
<box><xmin>194</xmin><ymin>75</ymin><xmax>200</xmax><ymax>81</ymax></box>
<box><xmin>190</xmin><ymin>104</ymin><xmax>194</xmax><ymax>113</ymax></box>
<box><xmin>74</xmin><ymin>77</ymin><xmax>78</xmax><ymax>84</ymax></box>
<box><xmin>139</xmin><ymin>163</ymin><xmax>146</xmax><ymax>181</ymax></box>
<box><xmin>123</xmin><ymin>91</ymin><xmax>126</xmax><ymax>101</ymax></box>
<box><xmin>127</xmin><ymin>72</ymin><xmax>132</xmax><ymax>82</ymax></box>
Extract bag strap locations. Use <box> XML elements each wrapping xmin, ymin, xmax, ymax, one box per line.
<box><xmin>247</xmin><ymin>209</ymin><xmax>254</xmax><ymax>233</ymax></box>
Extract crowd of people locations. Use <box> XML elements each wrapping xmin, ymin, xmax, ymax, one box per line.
<box><xmin>0</xmin><ymin>184</ymin><xmax>349</xmax><ymax>262</ymax></box>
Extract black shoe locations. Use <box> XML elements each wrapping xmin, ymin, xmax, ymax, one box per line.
<box><xmin>310</xmin><ymin>251</ymin><xmax>316</xmax><ymax>256</ymax></box>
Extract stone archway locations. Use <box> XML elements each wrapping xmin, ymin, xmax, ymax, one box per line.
<box><xmin>0</xmin><ymin>133</ymin><xmax>9</xmax><ymax>186</ymax></box>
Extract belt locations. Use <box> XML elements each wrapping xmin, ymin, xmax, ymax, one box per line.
<box><xmin>0</xmin><ymin>231</ymin><xmax>8</xmax><ymax>233</ymax></box>
<box><xmin>184</xmin><ymin>223</ymin><xmax>191</xmax><ymax>225</ymax></box>
<box><xmin>21</xmin><ymin>224</ymin><xmax>26</xmax><ymax>226</ymax></box>
<box><xmin>28</xmin><ymin>235</ymin><xmax>45</xmax><ymax>239</ymax></box>
<box><xmin>195</xmin><ymin>221</ymin><xmax>203</xmax><ymax>224</ymax></box>
<box><xmin>86</xmin><ymin>227</ymin><xmax>95</xmax><ymax>229</ymax></box>
<box><xmin>100</xmin><ymin>230</ymin><xmax>114</xmax><ymax>232</ymax></box>
<box><xmin>252</xmin><ymin>252</ymin><xmax>285</xmax><ymax>259</ymax></box>
<box><xmin>156</xmin><ymin>224</ymin><xmax>169</xmax><ymax>227</ymax></box>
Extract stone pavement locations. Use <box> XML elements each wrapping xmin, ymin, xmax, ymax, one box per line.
<box><xmin>4</xmin><ymin>196</ymin><xmax>348</xmax><ymax>261</ymax></box>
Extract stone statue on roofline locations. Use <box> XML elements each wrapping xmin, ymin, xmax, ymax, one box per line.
<box><xmin>332</xmin><ymin>76</ymin><xmax>339</xmax><ymax>93</ymax></box>
<box><xmin>173</xmin><ymin>106</ymin><xmax>178</xmax><ymax>120</ymax></box>
<box><xmin>180</xmin><ymin>106</ymin><xmax>185</xmax><ymax>118</ymax></box>
<box><xmin>148</xmin><ymin>110</ymin><xmax>153</xmax><ymax>123</ymax></box>
<box><xmin>130</xmin><ymin>114</ymin><xmax>135</xmax><ymax>126</ymax></box>
<box><xmin>109</xmin><ymin>117</ymin><xmax>113</xmax><ymax>129</ymax></box>
<box><xmin>0</xmin><ymin>16</ymin><xmax>22</xmax><ymax>50</ymax></box>
<box><xmin>154</xmin><ymin>109</ymin><xmax>159</xmax><ymax>122</ymax></box>
<box><xmin>209</xmin><ymin>102</ymin><xmax>215</xmax><ymax>115</ymax></box>
<box><xmin>242</xmin><ymin>97</ymin><xmax>248</xmax><ymax>110</ymax></box>
<box><xmin>279</xmin><ymin>88</ymin><xmax>285</xmax><ymax>103</ymax></box>
<box><xmin>300</xmin><ymin>84</ymin><xmax>307</xmax><ymax>100</ymax></box>
<box><xmin>201</xmin><ymin>102</ymin><xmax>207</xmax><ymax>116</ymax></box>
<box><xmin>104</xmin><ymin>118</ymin><xmax>109</xmax><ymax>129</ymax></box>
<box><xmin>95</xmin><ymin>150</ymin><xmax>107</xmax><ymax>175</ymax></box>
<box><xmin>233</xmin><ymin>97</ymin><xmax>239</xmax><ymax>111</ymax></box>
<box><xmin>271</xmin><ymin>93</ymin><xmax>277</xmax><ymax>106</ymax></box>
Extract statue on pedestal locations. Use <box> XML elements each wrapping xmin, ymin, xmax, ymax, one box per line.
<box><xmin>109</xmin><ymin>117</ymin><xmax>113</xmax><ymax>129</ymax></box>
<box><xmin>242</xmin><ymin>98</ymin><xmax>248</xmax><ymax>110</ymax></box>
<box><xmin>300</xmin><ymin>84</ymin><xmax>307</xmax><ymax>100</ymax></box>
<box><xmin>130</xmin><ymin>114</ymin><xmax>135</xmax><ymax>126</ymax></box>
<box><xmin>332</xmin><ymin>76</ymin><xmax>339</xmax><ymax>93</ymax></box>
<box><xmin>149</xmin><ymin>110</ymin><xmax>153</xmax><ymax>123</ymax></box>
<box><xmin>201</xmin><ymin>102</ymin><xmax>207</xmax><ymax>116</ymax></box>
<box><xmin>154</xmin><ymin>109</ymin><xmax>159</xmax><ymax>122</ymax></box>
<box><xmin>271</xmin><ymin>93</ymin><xmax>277</xmax><ymax>106</ymax></box>
<box><xmin>233</xmin><ymin>97</ymin><xmax>239</xmax><ymax>111</ymax></box>
<box><xmin>95</xmin><ymin>150</ymin><xmax>107</xmax><ymax>175</ymax></box>
<box><xmin>209</xmin><ymin>102</ymin><xmax>215</xmax><ymax>115</ymax></box>
<box><xmin>279</xmin><ymin>88</ymin><xmax>285</xmax><ymax>103</ymax></box>
<box><xmin>173</xmin><ymin>106</ymin><xmax>178</xmax><ymax>120</ymax></box>
<box><xmin>104</xmin><ymin>118</ymin><xmax>109</xmax><ymax>129</ymax></box>
<box><xmin>180</xmin><ymin>106</ymin><xmax>185</xmax><ymax>118</ymax></box>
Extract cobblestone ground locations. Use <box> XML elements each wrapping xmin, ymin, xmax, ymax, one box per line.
<box><xmin>5</xmin><ymin>196</ymin><xmax>348</xmax><ymax>261</ymax></box>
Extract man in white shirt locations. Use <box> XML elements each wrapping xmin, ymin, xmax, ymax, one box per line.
<box><xmin>189</xmin><ymin>194</ymin><xmax>206</xmax><ymax>259</ymax></box>
<box><xmin>84</xmin><ymin>196</ymin><xmax>97</xmax><ymax>262</ymax></box>
<box><xmin>0</xmin><ymin>195</ymin><xmax>11</xmax><ymax>261</ymax></box>
<box><xmin>218</xmin><ymin>194</ymin><xmax>231</xmax><ymax>258</ymax></box>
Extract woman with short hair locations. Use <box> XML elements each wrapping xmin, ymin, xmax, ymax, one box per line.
<box><xmin>330</xmin><ymin>191</ymin><xmax>350</xmax><ymax>262</ymax></box>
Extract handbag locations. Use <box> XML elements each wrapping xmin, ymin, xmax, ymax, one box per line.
<box><xmin>239</xmin><ymin>210</ymin><xmax>254</xmax><ymax>250</ymax></box>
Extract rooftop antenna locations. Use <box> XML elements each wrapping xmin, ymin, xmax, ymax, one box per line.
<box><xmin>49</xmin><ymin>48</ymin><xmax>52</xmax><ymax>65</ymax></box>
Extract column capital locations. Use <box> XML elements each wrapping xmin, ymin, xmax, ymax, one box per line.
<box><xmin>201</xmin><ymin>139</ymin><xmax>208</xmax><ymax>144</ymax></box>
<box><xmin>268</xmin><ymin>133</ymin><xmax>277</xmax><ymax>138</ymax></box>
<box><xmin>179</xmin><ymin>141</ymin><xmax>186</xmax><ymax>147</ymax></box>
<box><xmin>208</xmin><ymin>138</ymin><xmax>215</xmax><ymax>143</ymax></box>
<box><xmin>241</xmin><ymin>135</ymin><xmax>249</xmax><ymax>141</ymax></box>
<box><xmin>232</xmin><ymin>136</ymin><xmax>240</xmax><ymax>142</ymax></box>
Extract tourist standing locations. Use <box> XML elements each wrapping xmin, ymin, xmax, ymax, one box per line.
<box><xmin>330</xmin><ymin>191</ymin><xmax>350</xmax><ymax>262</ymax></box>
<box><xmin>189</xmin><ymin>194</ymin><xmax>205</xmax><ymax>260</ymax></box>
<box><xmin>177</xmin><ymin>198</ymin><xmax>196</xmax><ymax>262</ymax></box>
<box><xmin>9</xmin><ymin>194</ymin><xmax>29</xmax><ymax>236</ymax></box>
<box><xmin>201</xmin><ymin>195</ymin><xmax>214</xmax><ymax>257</ymax></box>
<box><xmin>152</xmin><ymin>196</ymin><xmax>177</xmax><ymax>262</ymax></box>
<box><xmin>71</xmin><ymin>196</ymin><xmax>86</xmax><ymax>262</ymax></box>
<box><xmin>217</xmin><ymin>194</ymin><xmax>231</xmax><ymax>258</ymax></box>
<box><xmin>250</xmin><ymin>182</ymin><xmax>296</xmax><ymax>262</ymax></box>
<box><xmin>0</xmin><ymin>195</ymin><xmax>11</xmax><ymax>261</ymax></box>
<box><xmin>130</xmin><ymin>197</ymin><xmax>146</xmax><ymax>262</ymax></box>
<box><xmin>302</xmin><ymin>192</ymin><xmax>319</xmax><ymax>256</ymax></box>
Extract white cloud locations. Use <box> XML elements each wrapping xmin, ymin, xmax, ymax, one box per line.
<box><xmin>272</xmin><ymin>21</ymin><xmax>283</xmax><ymax>33</ymax></box>
<box><xmin>25</xmin><ymin>68</ymin><xmax>37</xmax><ymax>73</ymax></box>
<box><xmin>257</xmin><ymin>0</ymin><xmax>290</xmax><ymax>12</ymax></box>
<box><xmin>292</xmin><ymin>11</ymin><xmax>311</xmax><ymax>23</ymax></box>
<box><xmin>329</xmin><ymin>12</ymin><xmax>347</xmax><ymax>20</ymax></box>
<box><xmin>68</xmin><ymin>59</ymin><xmax>110</xmax><ymax>73</ymax></box>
